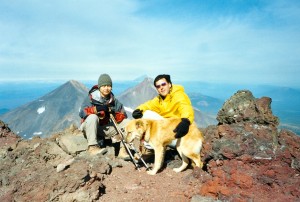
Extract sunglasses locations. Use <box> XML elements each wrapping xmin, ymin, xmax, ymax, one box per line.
<box><xmin>155</xmin><ymin>82</ymin><xmax>167</xmax><ymax>89</ymax></box>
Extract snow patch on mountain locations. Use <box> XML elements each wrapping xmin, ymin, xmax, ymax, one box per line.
<box><xmin>37</xmin><ymin>106</ymin><xmax>46</xmax><ymax>114</ymax></box>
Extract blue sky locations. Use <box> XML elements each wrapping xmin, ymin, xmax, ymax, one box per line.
<box><xmin>0</xmin><ymin>0</ymin><xmax>300</xmax><ymax>87</ymax></box>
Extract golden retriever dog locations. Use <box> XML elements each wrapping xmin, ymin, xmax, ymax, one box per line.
<box><xmin>125</xmin><ymin>118</ymin><xmax>204</xmax><ymax>175</ymax></box>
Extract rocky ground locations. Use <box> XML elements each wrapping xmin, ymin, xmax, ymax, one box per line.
<box><xmin>0</xmin><ymin>125</ymin><xmax>213</xmax><ymax>202</ymax></box>
<box><xmin>1</xmin><ymin>90</ymin><xmax>300</xmax><ymax>202</ymax></box>
<box><xmin>100</xmin><ymin>155</ymin><xmax>207</xmax><ymax>202</ymax></box>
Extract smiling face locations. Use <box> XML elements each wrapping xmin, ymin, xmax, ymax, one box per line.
<box><xmin>154</xmin><ymin>78</ymin><xmax>172</xmax><ymax>97</ymax></box>
<box><xmin>99</xmin><ymin>85</ymin><xmax>112</xmax><ymax>97</ymax></box>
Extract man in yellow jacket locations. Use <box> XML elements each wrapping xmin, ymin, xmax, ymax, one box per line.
<box><xmin>132</xmin><ymin>74</ymin><xmax>194</xmax><ymax>157</ymax></box>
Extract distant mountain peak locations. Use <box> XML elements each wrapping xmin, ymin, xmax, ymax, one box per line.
<box><xmin>65</xmin><ymin>80</ymin><xmax>88</xmax><ymax>91</ymax></box>
<box><xmin>45</xmin><ymin>80</ymin><xmax>88</xmax><ymax>99</ymax></box>
<box><xmin>117</xmin><ymin>78</ymin><xmax>158</xmax><ymax>109</ymax></box>
<box><xmin>69</xmin><ymin>79</ymin><xmax>81</xmax><ymax>85</ymax></box>
<box><xmin>142</xmin><ymin>77</ymin><xmax>153</xmax><ymax>83</ymax></box>
<box><xmin>133</xmin><ymin>75</ymin><xmax>150</xmax><ymax>82</ymax></box>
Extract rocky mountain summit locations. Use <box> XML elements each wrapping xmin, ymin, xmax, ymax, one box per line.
<box><xmin>201</xmin><ymin>90</ymin><xmax>299</xmax><ymax>200</ymax></box>
<box><xmin>0</xmin><ymin>90</ymin><xmax>299</xmax><ymax>201</ymax></box>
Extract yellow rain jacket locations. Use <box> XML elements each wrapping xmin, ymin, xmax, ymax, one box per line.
<box><xmin>136</xmin><ymin>84</ymin><xmax>194</xmax><ymax>123</ymax></box>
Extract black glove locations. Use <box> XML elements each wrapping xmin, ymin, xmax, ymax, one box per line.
<box><xmin>173</xmin><ymin>118</ymin><xmax>190</xmax><ymax>138</ymax></box>
<box><xmin>132</xmin><ymin>109</ymin><xmax>143</xmax><ymax>119</ymax></box>
<box><xmin>95</xmin><ymin>104</ymin><xmax>109</xmax><ymax>113</ymax></box>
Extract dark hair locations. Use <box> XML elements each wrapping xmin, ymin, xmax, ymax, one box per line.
<box><xmin>153</xmin><ymin>74</ymin><xmax>172</xmax><ymax>86</ymax></box>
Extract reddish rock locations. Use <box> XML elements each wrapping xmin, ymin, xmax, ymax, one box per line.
<box><xmin>199</xmin><ymin>90</ymin><xmax>300</xmax><ymax>201</ymax></box>
<box><xmin>0</xmin><ymin>120</ymin><xmax>21</xmax><ymax>148</ymax></box>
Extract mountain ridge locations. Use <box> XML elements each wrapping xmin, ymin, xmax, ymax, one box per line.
<box><xmin>0</xmin><ymin>78</ymin><xmax>217</xmax><ymax>139</ymax></box>
<box><xmin>1</xmin><ymin>78</ymin><xmax>299</xmax><ymax>137</ymax></box>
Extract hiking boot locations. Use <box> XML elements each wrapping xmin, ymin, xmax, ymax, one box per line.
<box><xmin>88</xmin><ymin>145</ymin><xmax>107</xmax><ymax>155</ymax></box>
<box><xmin>118</xmin><ymin>146</ymin><xmax>131</xmax><ymax>161</ymax></box>
<box><xmin>98</xmin><ymin>139</ymin><xmax>105</xmax><ymax>148</ymax></box>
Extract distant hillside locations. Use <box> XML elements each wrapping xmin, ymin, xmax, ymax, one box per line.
<box><xmin>0</xmin><ymin>80</ymin><xmax>88</xmax><ymax>139</ymax></box>
<box><xmin>194</xmin><ymin>108</ymin><xmax>217</xmax><ymax>128</ymax></box>
<box><xmin>117</xmin><ymin>77</ymin><xmax>157</xmax><ymax>109</ymax></box>
<box><xmin>0</xmin><ymin>108</ymin><xmax>9</xmax><ymax>115</ymax></box>
<box><xmin>188</xmin><ymin>92</ymin><xmax>223</xmax><ymax>115</ymax></box>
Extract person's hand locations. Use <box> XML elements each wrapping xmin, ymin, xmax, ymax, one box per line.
<box><xmin>173</xmin><ymin>118</ymin><xmax>190</xmax><ymax>138</ymax></box>
<box><xmin>132</xmin><ymin>109</ymin><xmax>143</xmax><ymax>119</ymax></box>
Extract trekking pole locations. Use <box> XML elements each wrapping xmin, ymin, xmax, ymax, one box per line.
<box><xmin>109</xmin><ymin>113</ymin><xmax>150</xmax><ymax>170</ymax></box>
<box><xmin>127</xmin><ymin>143</ymin><xmax>150</xmax><ymax>170</ymax></box>
<box><xmin>109</xmin><ymin>113</ymin><xmax>140</xmax><ymax>170</ymax></box>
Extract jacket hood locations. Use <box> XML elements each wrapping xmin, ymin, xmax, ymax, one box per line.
<box><xmin>157</xmin><ymin>84</ymin><xmax>184</xmax><ymax>101</ymax></box>
<box><xmin>171</xmin><ymin>84</ymin><xmax>184</xmax><ymax>94</ymax></box>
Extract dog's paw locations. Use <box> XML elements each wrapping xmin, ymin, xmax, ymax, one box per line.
<box><xmin>147</xmin><ymin>169</ymin><xmax>157</xmax><ymax>175</ymax></box>
<box><xmin>173</xmin><ymin>167</ymin><xmax>182</xmax><ymax>173</ymax></box>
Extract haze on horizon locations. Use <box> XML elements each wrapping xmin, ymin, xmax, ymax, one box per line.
<box><xmin>1</xmin><ymin>0</ymin><xmax>300</xmax><ymax>87</ymax></box>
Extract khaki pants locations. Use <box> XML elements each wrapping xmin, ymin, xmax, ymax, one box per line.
<box><xmin>80</xmin><ymin>114</ymin><xmax>129</xmax><ymax>146</ymax></box>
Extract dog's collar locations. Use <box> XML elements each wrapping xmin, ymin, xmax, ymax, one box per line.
<box><xmin>141</xmin><ymin>132</ymin><xmax>147</xmax><ymax>142</ymax></box>
<box><xmin>139</xmin><ymin>133</ymin><xmax>147</xmax><ymax>151</ymax></box>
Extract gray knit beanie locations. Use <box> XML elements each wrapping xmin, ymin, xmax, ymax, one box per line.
<box><xmin>98</xmin><ymin>74</ymin><xmax>112</xmax><ymax>87</ymax></box>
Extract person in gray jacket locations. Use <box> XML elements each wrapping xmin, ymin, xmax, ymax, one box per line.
<box><xmin>79</xmin><ymin>73</ymin><xmax>129</xmax><ymax>159</ymax></box>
